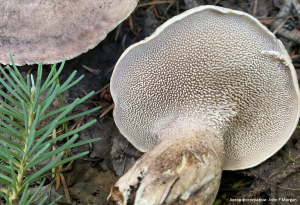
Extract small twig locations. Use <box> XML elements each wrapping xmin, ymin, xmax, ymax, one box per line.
<box><xmin>256</xmin><ymin>16</ymin><xmax>295</xmax><ymax>20</ymax></box>
<box><xmin>130</xmin><ymin>28</ymin><xmax>142</xmax><ymax>45</ymax></box>
<box><xmin>70</xmin><ymin>121</ymin><xmax>80</xmax><ymax>132</ymax></box>
<box><xmin>273</xmin><ymin>17</ymin><xmax>291</xmax><ymax>35</ymax></box>
<box><xmin>122</xmin><ymin>156</ymin><xmax>127</xmax><ymax>174</ymax></box>
<box><xmin>52</xmin><ymin>128</ymin><xmax>57</xmax><ymax>178</ymax></box>
<box><xmin>121</xmin><ymin>34</ymin><xmax>127</xmax><ymax>51</ymax></box>
<box><xmin>99</xmin><ymin>103</ymin><xmax>114</xmax><ymax>118</ymax></box>
<box><xmin>60</xmin><ymin>173</ymin><xmax>71</xmax><ymax>203</ymax></box>
<box><xmin>55</xmin><ymin>166</ymin><xmax>61</xmax><ymax>190</ymax></box>
<box><xmin>82</xmin><ymin>65</ymin><xmax>100</xmax><ymax>75</ymax></box>
<box><xmin>163</xmin><ymin>2</ymin><xmax>175</xmax><ymax>18</ymax></box>
<box><xmin>238</xmin><ymin>162</ymin><xmax>300</xmax><ymax>198</ymax></box>
<box><xmin>292</xmin><ymin>0</ymin><xmax>300</xmax><ymax>20</ymax></box>
<box><xmin>107</xmin><ymin>65</ymin><xmax>115</xmax><ymax>73</ymax></box>
<box><xmin>252</xmin><ymin>0</ymin><xmax>258</xmax><ymax>15</ymax></box>
<box><xmin>271</xmin><ymin>0</ymin><xmax>294</xmax><ymax>31</ymax></box>
<box><xmin>121</xmin><ymin>141</ymin><xmax>129</xmax><ymax>155</ymax></box>
<box><xmin>61</xmin><ymin>160</ymin><xmax>74</xmax><ymax>172</ymax></box>
<box><xmin>115</xmin><ymin>24</ymin><xmax>122</xmax><ymax>41</ymax></box>
<box><xmin>137</xmin><ymin>1</ymin><xmax>176</xmax><ymax>8</ymax></box>
<box><xmin>115</xmin><ymin>151</ymin><xmax>141</xmax><ymax>159</ymax></box>
<box><xmin>128</xmin><ymin>15</ymin><xmax>133</xmax><ymax>30</ymax></box>
<box><xmin>259</xmin><ymin>18</ymin><xmax>275</xmax><ymax>25</ymax></box>
<box><xmin>92</xmin><ymin>84</ymin><xmax>110</xmax><ymax>97</ymax></box>
<box><xmin>270</xmin><ymin>0</ymin><xmax>300</xmax><ymax>44</ymax></box>
<box><xmin>275</xmin><ymin>28</ymin><xmax>300</xmax><ymax>44</ymax></box>
<box><xmin>152</xmin><ymin>5</ymin><xmax>160</xmax><ymax>19</ymax></box>
<box><xmin>130</xmin><ymin>28</ymin><xmax>141</xmax><ymax>40</ymax></box>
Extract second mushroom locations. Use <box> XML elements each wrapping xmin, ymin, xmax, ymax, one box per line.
<box><xmin>109</xmin><ymin>5</ymin><xmax>300</xmax><ymax>205</ymax></box>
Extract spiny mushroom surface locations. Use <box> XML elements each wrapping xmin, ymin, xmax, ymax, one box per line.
<box><xmin>109</xmin><ymin>5</ymin><xmax>300</xmax><ymax>205</ymax></box>
<box><xmin>0</xmin><ymin>0</ymin><xmax>138</xmax><ymax>65</ymax></box>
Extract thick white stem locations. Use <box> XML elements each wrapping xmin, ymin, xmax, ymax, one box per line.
<box><xmin>110</xmin><ymin>125</ymin><xmax>224</xmax><ymax>205</ymax></box>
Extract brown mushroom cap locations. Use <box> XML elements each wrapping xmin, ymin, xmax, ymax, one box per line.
<box><xmin>0</xmin><ymin>0</ymin><xmax>138</xmax><ymax>65</ymax></box>
<box><xmin>111</xmin><ymin>6</ymin><xmax>300</xmax><ymax>170</ymax></box>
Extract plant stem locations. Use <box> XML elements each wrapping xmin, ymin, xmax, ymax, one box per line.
<box><xmin>11</xmin><ymin>98</ymin><xmax>35</xmax><ymax>203</ymax></box>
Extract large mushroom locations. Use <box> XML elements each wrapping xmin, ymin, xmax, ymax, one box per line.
<box><xmin>0</xmin><ymin>0</ymin><xmax>138</xmax><ymax>65</ymax></box>
<box><xmin>109</xmin><ymin>5</ymin><xmax>300</xmax><ymax>205</ymax></box>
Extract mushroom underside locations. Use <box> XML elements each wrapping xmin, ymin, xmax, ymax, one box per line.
<box><xmin>110</xmin><ymin>5</ymin><xmax>300</xmax><ymax>205</ymax></box>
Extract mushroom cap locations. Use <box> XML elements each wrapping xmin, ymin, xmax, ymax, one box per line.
<box><xmin>0</xmin><ymin>0</ymin><xmax>138</xmax><ymax>65</ymax></box>
<box><xmin>111</xmin><ymin>6</ymin><xmax>300</xmax><ymax>170</ymax></box>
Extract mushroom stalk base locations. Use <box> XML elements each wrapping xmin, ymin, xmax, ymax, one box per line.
<box><xmin>109</xmin><ymin>125</ymin><xmax>224</xmax><ymax>205</ymax></box>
